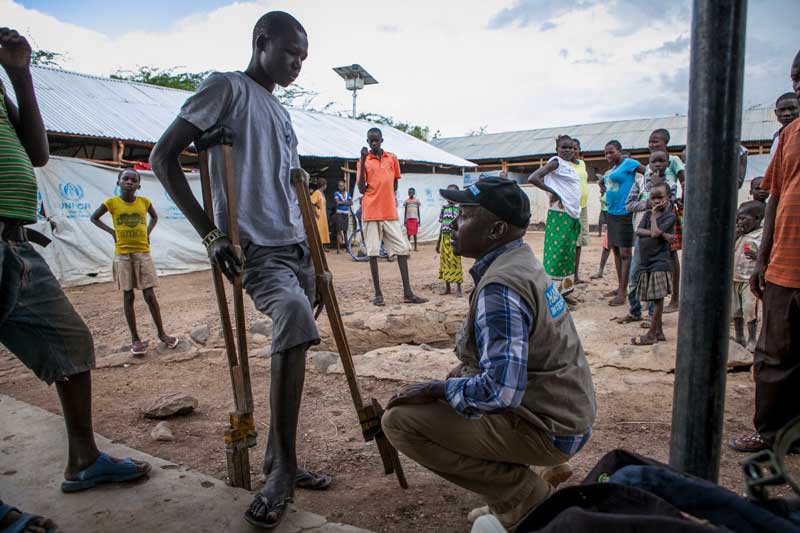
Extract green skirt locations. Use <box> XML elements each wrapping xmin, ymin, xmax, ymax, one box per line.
<box><xmin>543</xmin><ymin>209</ymin><xmax>580</xmax><ymax>294</ymax></box>
<box><xmin>438</xmin><ymin>233</ymin><xmax>463</xmax><ymax>283</ymax></box>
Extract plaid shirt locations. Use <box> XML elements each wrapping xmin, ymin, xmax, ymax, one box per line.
<box><xmin>445</xmin><ymin>240</ymin><xmax>534</xmax><ymax>417</ymax></box>
<box><xmin>445</xmin><ymin>239</ymin><xmax>592</xmax><ymax>456</ymax></box>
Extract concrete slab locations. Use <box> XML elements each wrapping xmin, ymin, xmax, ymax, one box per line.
<box><xmin>0</xmin><ymin>394</ymin><xmax>370</xmax><ymax>533</ymax></box>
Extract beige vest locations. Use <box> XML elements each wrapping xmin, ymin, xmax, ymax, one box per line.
<box><xmin>455</xmin><ymin>244</ymin><xmax>596</xmax><ymax>435</ymax></box>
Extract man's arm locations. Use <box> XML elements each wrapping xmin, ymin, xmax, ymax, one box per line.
<box><xmin>90</xmin><ymin>204</ymin><xmax>116</xmax><ymax>241</ymax></box>
<box><xmin>625</xmin><ymin>178</ymin><xmax>649</xmax><ymax>213</ymax></box>
<box><xmin>147</xmin><ymin>203</ymin><xmax>158</xmax><ymax>236</ymax></box>
<box><xmin>150</xmin><ymin>117</ymin><xmax>241</xmax><ymax>278</ymax></box>
<box><xmin>751</xmin><ymin>194</ymin><xmax>779</xmax><ymax>298</ymax></box>
<box><xmin>357</xmin><ymin>148</ymin><xmax>368</xmax><ymax>194</ymax></box>
<box><xmin>0</xmin><ymin>29</ymin><xmax>48</xmax><ymax>166</ymax></box>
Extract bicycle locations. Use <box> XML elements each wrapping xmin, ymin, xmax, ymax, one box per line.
<box><xmin>347</xmin><ymin>208</ymin><xmax>389</xmax><ymax>262</ymax></box>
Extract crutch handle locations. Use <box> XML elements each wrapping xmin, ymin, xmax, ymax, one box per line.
<box><xmin>290</xmin><ymin>167</ymin><xmax>311</xmax><ymax>187</ymax></box>
<box><xmin>195</xmin><ymin>126</ymin><xmax>235</xmax><ymax>152</ymax></box>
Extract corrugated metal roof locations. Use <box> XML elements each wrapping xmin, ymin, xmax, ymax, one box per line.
<box><xmin>0</xmin><ymin>66</ymin><xmax>473</xmax><ymax>167</ymax></box>
<box><xmin>432</xmin><ymin>107</ymin><xmax>780</xmax><ymax>161</ymax></box>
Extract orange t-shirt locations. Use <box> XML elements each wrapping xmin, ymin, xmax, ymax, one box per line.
<box><xmin>358</xmin><ymin>150</ymin><xmax>401</xmax><ymax>221</ymax></box>
<box><xmin>762</xmin><ymin>119</ymin><xmax>800</xmax><ymax>289</ymax></box>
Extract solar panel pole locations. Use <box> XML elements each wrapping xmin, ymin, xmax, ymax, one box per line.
<box><xmin>669</xmin><ymin>0</ymin><xmax>747</xmax><ymax>482</ymax></box>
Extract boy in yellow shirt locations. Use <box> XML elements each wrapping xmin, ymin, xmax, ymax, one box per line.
<box><xmin>91</xmin><ymin>169</ymin><xmax>178</xmax><ymax>355</ymax></box>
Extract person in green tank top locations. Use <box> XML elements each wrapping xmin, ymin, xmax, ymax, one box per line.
<box><xmin>0</xmin><ymin>30</ymin><xmax>150</xmax><ymax>530</ymax></box>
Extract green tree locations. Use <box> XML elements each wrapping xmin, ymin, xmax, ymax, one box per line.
<box><xmin>356</xmin><ymin>112</ymin><xmax>438</xmax><ymax>142</ymax></box>
<box><xmin>110</xmin><ymin>66</ymin><xmax>209</xmax><ymax>91</ymax></box>
<box><xmin>31</xmin><ymin>49</ymin><xmax>64</xmax><ymax>68</ymax></box>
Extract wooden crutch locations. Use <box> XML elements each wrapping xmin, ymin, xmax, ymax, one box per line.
<box><xmin>291</xmin><ymin>168</ymin><xmax>408</xmax><ymax>489</ymax></box>
<box><xmin>195</xmin><ymin>126</ymin><xmax>257</xmax><ymax>490</ymax></box>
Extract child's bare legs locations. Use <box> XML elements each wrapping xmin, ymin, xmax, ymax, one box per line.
<box><xmin>665</xmin><ymin>251</ymin><xmax>680</xmax><ymax>313</ymax></box>
<box><xmin>609</xmin><ymin>247</ymin><xmax>632</xmax><ymax>305</ymax></box>
<box><xmin>441</xmin><ymin>282</ymin><xmax>451</xmax><ymax>295</ymax></box>
<box><xmin>733</xmin><ymin>317</ymin><xmax>746</xmax><ymax>346</ymax></box>
<box><xmin>649</xmin><ymin>298</ymin><xmax>665</xmax><ymax>340</ymax></box>
<box><xmin>456</xmin><ymin>282</ymin><xmax>463</xmax><ymax>297</ymax></box>
<box><xmin>368</xmin><ymin>257</ymin><xmax>383</xmax><ymax>305</ymax></box>
<box><xmin>746</xmin><ymin>319</ymin><xmax>758</xmax><ymax>353</ymax></box>
<box><xmin>574</xmin><ymin>247</ymin><xmax>584</xmax><ymax>284</ymax></box>
<box><xmin>413</xmin><ymin>236</ymin><xmax>418</xmax><ymax>252</ymax></box>
<box><xmin>142</xmin><ymin>287</ymin><xmax>175</xmax><ymax>344</ymax></box>
<box><xmin>591</xmin><ymin>247</ymin><xmax>610</xmax><ymax>280</ymax></box>
<box><xmin>123</xmin><ymin>290</ymin><xmax>140</xmax><ymax>344</ymax></box>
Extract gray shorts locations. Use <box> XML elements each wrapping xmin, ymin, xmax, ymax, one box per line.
<box><xmin>0</xmin><ymin>242</ymin><xmax>95</xmax><ymax>384</ymax></box>
<box><xmin>242</xmin><ymin>241</ymin><xmax>320</xmax><ymax>355</ymax></box>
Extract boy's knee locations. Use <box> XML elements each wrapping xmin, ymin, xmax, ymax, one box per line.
<box><xmin>142</xmin><ymin>288</ymin><xmax>157</xmax><ymax>303</ymax></box>
<box><xmin>123</xmin><ymin>290</ymin><xmax>135</xmax><ymax>302</ymax></box>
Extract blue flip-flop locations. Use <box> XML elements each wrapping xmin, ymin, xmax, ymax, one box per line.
<box><xmin>60</xmin><ymin>453</ymin><xmax>150</xmax><ymax>493</ymax></box>
<box><xmin>0</xmin><ymin>502</ymin><xmax>58</xmax><ymax>533</ymax></box>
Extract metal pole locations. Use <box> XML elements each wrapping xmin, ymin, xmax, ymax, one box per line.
<box><xmin>669</xmin><ymin>0</ymin><xmax>747</xmax><ymax>482</ymax></box>
<box><xmin>352</xmin><ymin>87</ymin><xmax>357</xmax><ymax>118</ymax></box>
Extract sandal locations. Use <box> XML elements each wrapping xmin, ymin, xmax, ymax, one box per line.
<box><xmin>631</xmin><ymin>335</ymin><xmax>658</xmax><ymax>346</ymax></box>
<box><xmin>728</xmin><ymin>432</ymin><xmax>770</xmax><ymax>453</ymax></box>
<box><xmin>160</xmin><ymin>336</ymin><xmax>179</xmax><ymax>349</ymax></box>
<box><xmin>130</xmin><ymin>340</ymin><xmax>147</xmax><ymax>356</ymax></box>
<box><xmin>0</xmin><ymin>502</ymin><xmax>58</xmax><ymax>533</ymax></box>
<box><xmin>244</xmin><ymin>494</ymin><xmax>292</xmax><ymax>530</ymax></box>
<box><xmin>61</xmin><ymin>453</ymin><xmax>151</xmax><ymax>493</ymax></box>
<box><xmin>616</xmin><ymin>315</ymin><xmax>642</xmax><ymax>324</ymax></box>
<box><xmin>295</xmin><ymin>469</ymin><xmax>332</xmax><ymax>490</ymax></box>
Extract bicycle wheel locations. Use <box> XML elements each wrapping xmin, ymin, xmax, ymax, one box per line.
<box><xmin>347</xmin><ymin>229</ymin><xmax>369</xmax><ymax>262</ymax></box>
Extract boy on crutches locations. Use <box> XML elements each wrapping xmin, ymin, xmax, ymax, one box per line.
<box><xmin>151</xmin><ymin>11</ymin><xmax>330</xmax><ymax>529</ymax></box>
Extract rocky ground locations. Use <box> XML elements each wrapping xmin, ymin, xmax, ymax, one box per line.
<box><xmin>1</xmin><ymin>232</ymin><xmax>796</xmax><ymax>532</ymax></box>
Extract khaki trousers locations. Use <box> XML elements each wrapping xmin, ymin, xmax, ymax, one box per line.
<box><xmin>382</xmin><ymin>401</ymin><xmax>568</xmax><ymax>513</ymax></box>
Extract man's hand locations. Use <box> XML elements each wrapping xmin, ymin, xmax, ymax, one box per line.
<box><xmin>750</xmin><ymin>260</ymin><xmax>767</xmax><ymax>299</ymax></box>
<box><xmin>386</xmin><ymin>381</ymin><xmax>446</xmax><ymax>410</ymax></box>
<box><xmin>207</xmin><ymin>236</ymin><xmax>243</xmax><ymax>281</ymax></box>
<box><xmin>446</xmin><ymin>363</ymin><xmax>464</xmax><ymax>379</ymax></box>
<box><xmin>361</xmin><ymin>146</ymin><xmax>369</xmax><ymax>161</ymax></box>
<box><xmin>549</xmin><ymin>193</ymin><xmax>562</xmax><ymax>207</ymax></box>
<box><xmin>0</xmin><ymin>28</ymin><xmax>32</xmax><ymax>71</ymax></box>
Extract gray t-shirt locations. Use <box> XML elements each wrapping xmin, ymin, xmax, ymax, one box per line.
<box><xmin>179</xmin><ymin>71</ymin><xmax>305</xmax><ymax>247</ymax></box>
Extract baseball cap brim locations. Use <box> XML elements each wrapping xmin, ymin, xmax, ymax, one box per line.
<box><xmin>439</xmin><ymin>188</ymin><xmax>476</xmax><ymax>204</ymax></box>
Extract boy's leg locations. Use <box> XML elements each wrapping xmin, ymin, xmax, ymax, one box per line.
<box><xmin>123</xmin><ymin>290</ymin><xmax>139</xmax><ymax>342</ymax></box>
<box><xmin>651</xmin><ymin>298</ymin><xmax>665</xmax><ymax>338</ymax></box>
<box><xmin>733</xmin><ymin>317</ymin><xmax>745</xmax><ymax>345</ymax></box>
<box><xmin>746</xmin><ymin>320</ymin><xmax>758</xmax><ymax>353</ymax></box>
<box><xmin>382</xmin><ymin>219</ymin><xmax>427</xmax><ymax>303</ymax></box>
<box><xmin>574</xmin><ymin>247</ymin><xmax>583</xmax><ymax>284</ymax></box>
<box><xmin>456</xmin><ymin>282</ymin><xmax>463</xmax><ymax>297</ymax></box>
<box><xmin>665</xmin><ymin>251</ymin><xmax>681</xmax><ymax>313</ymax></box>
<box><xmin>591</xmin><ymin>247</ymin><xmax>610</xmax><ymax>279</ymax></box>
<box><xmin>626</xmin><ymin>240</ymin><xmax>643</xmax><ymax>319</ymax></box>
<box><xmin>142</xmin><ymin>288</ymin><xmax>176</xmax><ymax>344</ymax></box>
<box><xmin>442</xmin><ymin>281</ymin><xmax>451</xmax><ymax>295</ymax></box>
<box><xmin>0</xmin><ymin>242</ymin><xmax>149</xmax><ymax>482</ymax></box>
<box><xmin>364</xmin><ymin>221</ymin><xmax>385</xmax><ymax>304</ymax></box>
<box><xmin>241</xmin><ymin>243</ymin><xmax>325</xmax><ymax>519</ymax></box>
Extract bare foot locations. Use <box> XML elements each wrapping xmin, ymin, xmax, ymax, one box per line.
<box><xmin>664</xmin><ymin>302</ymin><xmax>679</xmax><ymax>314</ymax></box>
<box><xmin>603</xmin><ymin>289</ymin><xmax>618</xmax><ymax>298</ymax></box>
<box><xmin>590</xmin><ymin>271</ymin><xmax>604</xmax><ymax>280</ymax></box>
<box><xmin>440</xmin><ymin>288</ymin><xmax>451</xmax><ymax>295</ymax></box>
<box><xmin>608</xmin><ymin>297</ymin><xmax>626</xmax><ymax>306</ymax></box>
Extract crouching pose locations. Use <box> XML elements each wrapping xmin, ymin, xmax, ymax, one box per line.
<box><xmin>382</xmin><ymin>177</ymin><xmax>596</xmax><ymax>530</ymax></box>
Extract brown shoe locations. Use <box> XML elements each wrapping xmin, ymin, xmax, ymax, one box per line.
<box><xmin>729</xmin><ymin>432</ymin><xmax>770</xmax><ymax>453</ymax></box>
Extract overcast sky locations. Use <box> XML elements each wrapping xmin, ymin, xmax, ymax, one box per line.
<box><xmin>4</xmin><ymin>0</ymin><xmax>797</xmax><ymax>138</ymax></box>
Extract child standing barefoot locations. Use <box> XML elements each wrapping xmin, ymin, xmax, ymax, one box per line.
<box><xmin>631</xmin><ymin>183</ymin><xmax>676</xmax><ymax>345</ymax></box>
<box><xmin>436</xmin><ymin>184</ymin><xmax>463</xmax><ymax>296</ymax></box>
<box><xmin>732</xmin><ymin>201</ymin><xmax>765</xmax><ymax>352</ymax></box>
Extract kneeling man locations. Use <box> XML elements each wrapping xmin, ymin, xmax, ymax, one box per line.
<box><xmin>383</xmin><ymin>177</ymin><xmax>596</xmax><ymax>529</ymax></box>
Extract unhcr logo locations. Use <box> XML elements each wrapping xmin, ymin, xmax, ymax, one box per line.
<box><xmin>59</xmin><ymin>182</ymin><xmax>84</xmax><ymax>201</ymax></box>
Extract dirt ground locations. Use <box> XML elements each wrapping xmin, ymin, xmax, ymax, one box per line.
<box><xmin>0</xmin><ymin>232</ymin><xmax>790</xmax><ymax>532</ymax></box>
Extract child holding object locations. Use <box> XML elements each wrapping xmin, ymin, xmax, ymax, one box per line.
<box><xmin>732</xmin><ymin>201</ymin><xmax>765</xmax><ymax>353</ymax></box>
<box><xmin>631</xmin><ymin>183</ymin><xmax>676</xmax><ymax>346</ymax></box>
<box><xmin>436</xmin><ymin>184</ymin><xmax>463</xmax><ymax>296</ymax></box>
<box><xmin>91</xmin><ymin>169</ymin><xmax>178</xmax><ymax>355</ymax></box>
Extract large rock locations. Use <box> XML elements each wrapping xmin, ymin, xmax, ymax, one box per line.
<box><xmin>316</xmin><ymin>298</ymin><xmax>467</xmax><ymax>355</ymax></box>
<box><xmin>142</xmin><ymin>393</ymin><xmax>198</xmax><ymax>419</ymax></box>
<box><xmin>308</xmin><ymin>351</ymin><xmax>339</xmax><ymax>374</ymax></box>
<box><xmin>250</xmin><ymin>319</ymin><xmax>273</xmax><ymax>337</ymax></box>
<box><xmin>727</xmin><ymin>340</ymin><xmax>754</xmax><ymax>369</ymax></box>
<box><xmin>190</xmin><ymin>325</ymin><xmax>210</xmax><ymax>346</ymax></box>
<box><xmin>150</xmin><ymin>421</ymin><xmax>175</xmax><ymax>441</ymax></box>
<box><xmin>328</xmin><ymin>344</ymin><xmax>458</xmax><ymax>382</ymax></box>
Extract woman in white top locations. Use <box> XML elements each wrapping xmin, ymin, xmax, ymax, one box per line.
<box><xmin>528</xmin><ymin>135</ymin><xmax>582</xmax><ymax>295</ymax></box>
